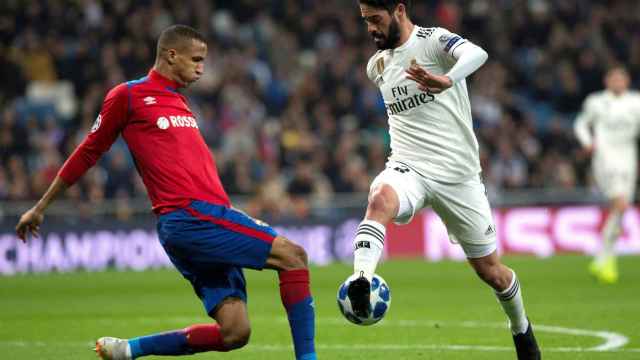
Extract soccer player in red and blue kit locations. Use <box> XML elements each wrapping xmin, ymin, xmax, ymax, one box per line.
<box><xmin>15</xmin><ymin>25</ymin><xmax>317</xmax><ymax>360</ymax></box>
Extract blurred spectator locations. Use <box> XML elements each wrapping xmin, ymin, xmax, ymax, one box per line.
<box><xmin>1</xmin><ymin>0</ymin><xmax>639</xmax><ymax>219</ymax></box>
<box><xmin>491</xmin><ymin>139</ymin><xmax>529</xmax><ymax>189</ymax></box>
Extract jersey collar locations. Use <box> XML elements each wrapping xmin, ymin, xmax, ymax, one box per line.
<box><xmin>393</xmin><ymin>25</ymin><xmax>418</xmax><ymax>53</ymax></box>
<box><xmin>148</xmin><ymin>69</ymin><xmax>182</xmax><ymax>92</ymax></box>
<box><xmin>604</xmin><ymin>90</ymin><xmax>627</xmax><ymax>100</ymax></box>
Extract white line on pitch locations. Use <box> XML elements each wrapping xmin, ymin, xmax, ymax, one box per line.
<box><xmin>5</xmin><ymin>317</ymin><xmax>632</xmax><ymax>353</ymax></box>
<box><xmin>2</xmin><ymin>341</ymin><xmax>640</xmax><ymax>353</ymax></box>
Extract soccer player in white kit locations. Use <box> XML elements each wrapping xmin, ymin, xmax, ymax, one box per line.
<box><xmin>347</xmin><ymin>1</ymin><xmax>541</xmax><ymax>359</ymax></box>
<box><xmin>574</xmin><ymin>66</ymin><xmax>640</xmax><ymax>284</ymax></box>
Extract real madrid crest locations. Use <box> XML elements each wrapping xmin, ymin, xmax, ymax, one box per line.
<box><xmin>376</xmin><ymin>57</ymin><xmax>385</xmax><ymax>76</ymax></box>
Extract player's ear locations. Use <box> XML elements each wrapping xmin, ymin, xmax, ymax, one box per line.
<box><xmin>166</xmin><ymin>48</ymin><xmax>178</xmax><ymax>65</ymax></box>
<box><xmin>395</xmin><ymin>4</ymin><xmax>406</xmax><ymax>19</ymax></box>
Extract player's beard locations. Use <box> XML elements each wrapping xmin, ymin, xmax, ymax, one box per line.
<box><xmin>372</xmin><ymin>17</ymin><xmax>401</xmax><ymax>50</ymax></box>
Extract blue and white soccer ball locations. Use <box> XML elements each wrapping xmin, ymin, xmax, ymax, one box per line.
<box><xmin>337</xmin><ymin>273</ymin><xmax>391</xmax><ymax>326</ymax></box>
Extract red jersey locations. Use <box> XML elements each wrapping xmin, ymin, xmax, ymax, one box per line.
<box><xmin>59</xmin><ymin>69</ymin><xmax>231</xmax><ymax>214</ymax></box>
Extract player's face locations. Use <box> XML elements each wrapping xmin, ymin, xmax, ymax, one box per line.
<box><xmin>173</xmin><ymin>39</ymin><xmax>207</xmax><ymax>86</ymax></box>
<box><xmin>360</xmin><ymin>4</ymin><xmax>402</xmax><ymax>50</ymax></box>
<box><xmin>605</xmin><ymin>69</ymin><xmax>630</xmax><ymax>95</ymax></box>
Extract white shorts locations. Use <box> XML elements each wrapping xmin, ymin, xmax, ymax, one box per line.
<box><xmin>593</xmin><ymin>164</ymin><xmax>636</xmax><ymax>202</ymax></box>
<box><xmin>371</xmin><ymin>161</ymin><xmax>496</xmax><ymax>258</ymax></box>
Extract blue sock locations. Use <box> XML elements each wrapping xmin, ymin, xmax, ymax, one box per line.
<box><xmin>128</xmin><ymin>330</ymin><xmax>190</xmax><ymax>358</ymax></box>
<box><xmin>279</xmin><ymin>269</ymin><xmax>316</xmax><ymax>360</ymax></box>
<box><xmin>287</xmin><ymin>296</ymin><xmax>317</xmax><ymax>360</ymax></box>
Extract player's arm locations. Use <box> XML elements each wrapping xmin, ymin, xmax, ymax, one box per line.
<box><xmin>15</xmin><ymin>177</ymin><xmax>67</xmax><ymax>241</ymax></box>
<box><xmin>574</xmin><ymin>96</ymin><xmax>596</xmax><ymax>154</ymax></box>
<box><xmin>406</xmin><ymin>29</ymin><xmax>488</xmax><ymax>93</ymax></box>
<box><xmin>15</xmin><ymin>84</ymin><xmax>129</xmax><ymax>242</ymax></box>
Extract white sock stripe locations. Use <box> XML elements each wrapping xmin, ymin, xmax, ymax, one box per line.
<box><xmin>358</xmin><ymin>223</ymin><xmax>385</xmax><ymax>239</ymax></box>
<box><xmin>358</xmin><ymin>227</ymin><xmax>384</xmax><ymax>239</ymax></box>
<box><xmin>354</xmin><ymin>220</ymin><xmax>386</xmax><ymax>278</ymax></box>
<box><xmin>496</xmin><ymin>278</ymin><xmax>520</xmax><ymax>301</ymax></box>
<box><xmin>495</xmin><ymin>270</ymin><xmax>516</xmax><ymax>295</ymax></box>
<box><xmin>356</xmin><ymin>229</ymin><xmax>385</xmax><ymax>244</ymax></box>
<box><xmin>495</xmin><ymin>276</ymin><xmax>518</xmax><ymax>299</ymax></box>
<box><xmin>506</xmin><ymin>279</ymin><xmax>520</xmax><ymax>300</ymax></box>
<box><xmin>360</xmin><ymin>220</ymin><xmax>386</xmax><ymax>233</ymax></box>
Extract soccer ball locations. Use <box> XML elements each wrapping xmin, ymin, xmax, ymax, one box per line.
<box><xmin>337</xmin><ymin>273</ymin><xmax>391</xmax><ymax>326</ymax></box>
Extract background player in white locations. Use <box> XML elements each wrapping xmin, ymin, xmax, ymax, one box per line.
<box><xmin>348</xmin><ymin>1</ymin><xmax>541</xmax><ymax>359</ymax></box>
<box><xmin>574</xmin><ymin>66</ymin><xmax>640</xmax><ymax>284</ymax></box>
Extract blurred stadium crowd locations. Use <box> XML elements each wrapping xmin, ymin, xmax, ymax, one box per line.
<box><xmin>1</xmin><ymin>0</ymin><xmax>639</xmax><ymax>218</ymax></box>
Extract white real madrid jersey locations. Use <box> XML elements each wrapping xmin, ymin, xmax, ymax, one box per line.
<box><xmin>366</xmin><ymin>26</ymin><xmax>481</xmax><ymax>183</ymax></box>
<box><xmin>574</xmin><ymin>90</ymin><xmax>640</xmax><ymax>171</ymax></box>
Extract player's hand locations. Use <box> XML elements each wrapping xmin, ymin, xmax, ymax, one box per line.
<box><xmin>406</xmin><ymin>62</ymin><xmax>453</xmax><ymax>94</ymax></box>
<box><xmin>582</xmin><ymin>145</ymin><xmax>594</xmax><ymax>156</ymax></box>
<box><xmin>15</xmin><ymin>207</ymin><xmax>44</xmax><ymax>243</ymax></box>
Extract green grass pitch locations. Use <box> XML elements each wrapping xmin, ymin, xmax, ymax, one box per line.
<box><xmin>1</xmin><ymin>255</ymin><xmax>638</xmax><ymax>359</ymax></box>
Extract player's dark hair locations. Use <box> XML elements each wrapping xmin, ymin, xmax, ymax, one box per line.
<box><xmin>157</xmin><ymin>24</ymin><xmax>206</xmax><ymax>54</ymax></box>
<box><xmin>359</xmin><ymin>0</ymin><xmax>411</xmax><ymax>13</ymax></box>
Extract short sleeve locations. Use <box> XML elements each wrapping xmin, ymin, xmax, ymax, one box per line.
<box><xmin>366</xmin><ymin>51</ymin><xmax>384</xmax><ymax>84</ymax></box>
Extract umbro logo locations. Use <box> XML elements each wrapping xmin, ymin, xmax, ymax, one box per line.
<box><xmin>143</xmin><ymin>96</ymin><xmax>157</xmax><ymax>105</ymax></box>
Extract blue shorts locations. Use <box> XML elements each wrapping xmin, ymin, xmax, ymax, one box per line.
<box><xmin>157</xmin><ymin>201</ymin><xmax>277</xmax><ymax>315</ymax></box>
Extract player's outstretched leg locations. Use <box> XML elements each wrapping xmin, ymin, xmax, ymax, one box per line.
<box><xmin>469</xmin><ymin>252</ymin><xmax>541</xmax><ymax>360</ymax></box>
<box><xmin>96</xmin><ymin>324</ymin><xmax>229</xmax><ymax>360</ymax></box>
<box><xmin>266</xmin><ymin>236</ymin><xmax>317</xmax><ymax>360</ymax></box>
<box><xmin>95</xmin><ymin>325</ymin><xmax>229</xmax><ymax>360</ymax></box>
<box><xmin>590</xmin><ymin>196</ymin><xmax>626</xmax><ymax>283</ymax></box>
<box><xmin>96</xmin><ymin>298</ymin><xmax>250</xmax><ymax>359</ymax></box>
<box><xmin>349</xmin><ymin>183</ymin><xmax>398</xmax><ymax>317</ymax></box>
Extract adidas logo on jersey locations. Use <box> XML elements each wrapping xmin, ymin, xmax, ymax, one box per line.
<box><xmin>416</xmin><ymin>27</ymin><xmax>435</xmax><ymax>39</ymax></box>
<box><xmin>393</xmin><ymin>166</ymin><xmax>410</xmax><ymax>174</ymax></box>
<box><xmin>144</xmin><ymin>96</ymin><xmax>157</xmax><ymax>105</ymax></box>
<box><xmin>485</xmin><ymin>225</ymin><xmax>495</xmax><ymax>236</ymax></box>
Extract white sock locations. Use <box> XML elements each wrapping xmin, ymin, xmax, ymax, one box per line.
<box><xmin>353</xmin><ymin>219</ymin><xmax>386</xmax><ymax>282</ymax></box>
<box><xmin>599</xmin><ymin>210</ymin><xmax>622</xmax><ymax>261</ymax></box>
<box><xmin>495</xmin><ymin>270</ymin><xmax>529</xmax><ymax>335</ymax></box>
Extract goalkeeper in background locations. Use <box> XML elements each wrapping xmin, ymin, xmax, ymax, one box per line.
<box><xmin>574</xmin><ymin>66</ymin><xmax>640</xmax><ymax>283</ymax></box>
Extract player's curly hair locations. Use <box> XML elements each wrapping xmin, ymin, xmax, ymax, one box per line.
<box><xmin>358</xmin><ymin>0</ymin><xmax>412</xmax><ymax>13</ymax></box>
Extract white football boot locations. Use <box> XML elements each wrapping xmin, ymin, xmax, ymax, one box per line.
<box><xmin>95</xmin><ymin>337</ymin><xmax>132</xmax><ymax>360</ymax></box>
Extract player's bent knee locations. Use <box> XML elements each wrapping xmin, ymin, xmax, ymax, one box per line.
<box><xmin>293</xmin><ymin>242</ymin><xmax>308</xmax><ymax>266</ymax></box>
<box><xmin>283</xmin><ymin>241</ymin><xmax>308</xmax><ymax>269</ymax></box>
<box><xmin>220</xmin><ymin>324</ymin><xmax>251</xmax><ymax>350</ymax></box>
<box><xmin>368</xmin><ymin>184</ymin><xmax>399</xmax><ymax>217</ymax></box>
<box><xmin>267</xmin><ymin>236</ymin><xmax>308</xmax><ymax>271</ymax></box>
